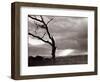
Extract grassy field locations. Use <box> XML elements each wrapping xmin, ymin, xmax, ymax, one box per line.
<box><xmin>28</xmin><ymin>55</ymin><xmax>88</xmax><ymax>66</ymax></box>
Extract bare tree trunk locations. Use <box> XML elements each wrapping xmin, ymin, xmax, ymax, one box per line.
<box><xmin>51</xmin><ymin>37</ymin><xmax>56</xmax><ymax>63</ymax></box>
<box><xmin>51</xmin><ymin>46</ymin><xmax>56</xmax><ymax>63</ymax></box>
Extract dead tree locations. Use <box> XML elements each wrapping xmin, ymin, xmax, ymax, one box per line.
<box><xmin>28</xmin><ymin>15</ymin><xmax>56</xmax><ymax>63</ymax></box>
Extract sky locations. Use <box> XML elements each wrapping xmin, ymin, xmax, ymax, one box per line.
<box><xmin>28</xmin><ymin>15</ymin><xmax>88</xmax><ymax>57</ymax></box>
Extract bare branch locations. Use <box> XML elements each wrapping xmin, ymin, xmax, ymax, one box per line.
<box><xmin>47</xmin><ymin>18</ymin><xmax>54</xmax><ymax>25</ymax></box>
<box><xmin>29</xmin><ymin>15</ymin><xmax>53</xmax><ymax>44</ymax></box>
<box><xmin>40</xmin><ymin>15</ymin><xmax>44</xmax><ymax>22</ymax></box>
<box><xmin>41</xmin><ymin>32</ymin><xmax>46</xmax><ymax>38</ymax></box>
<box><xmin>39</xmin><ymin>16</ymin><xmax>52</xmax><ymax>40</ymax></box>
<box><xmin>28</xmin><ymin>33</ymin><xmax>52</xmax><ymax>46</ymax></box>
<box><xmin>28</xmin><ymin>15</ymin><xmax>43</xmax><ymax>23</ymax></box>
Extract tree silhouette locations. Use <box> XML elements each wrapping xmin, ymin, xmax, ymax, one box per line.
<box><xmin>28</xmin><ymin>15</ymin><xmax>56</xmax><ymax>63</ymax></box>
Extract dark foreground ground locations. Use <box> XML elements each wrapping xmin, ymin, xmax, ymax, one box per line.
<box><xmin>28</xmin><ymin>55</ymin><xmax>88</xmax><ymax>66</ymax></box>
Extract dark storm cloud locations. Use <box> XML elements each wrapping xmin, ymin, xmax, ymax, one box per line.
<box><xmin>46</xmin><ymin>16</ymin><xmax>88</xmax><ymax>50</ymax></box>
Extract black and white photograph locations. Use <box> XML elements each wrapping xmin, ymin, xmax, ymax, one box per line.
<box><xmin>28</xmin><ymin>15</ymin><xmax>88</xmax><ymax>66</ymax></box>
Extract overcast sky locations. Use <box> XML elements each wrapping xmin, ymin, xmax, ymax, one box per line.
<box><xmin>28</xmin><ymin>15</ymin><xmax>88</xmax><ymax>57</ymax></box>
